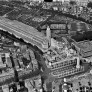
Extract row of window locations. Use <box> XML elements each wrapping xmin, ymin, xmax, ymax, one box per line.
<box><xmin>51</xmin><ymin>59</ymin><xmax>76</xmax><ymax>70</ymax></box>
<box><xmin>53</xmin><ymin>66</ymin><xmax>84</xmax><ymax>78</ymax></box>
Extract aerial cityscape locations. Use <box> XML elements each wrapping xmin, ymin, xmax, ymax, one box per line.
<box><xmin>0</xmin><ymin>0</ymin><xmax>92</xmax><ymax>92</ymax></box>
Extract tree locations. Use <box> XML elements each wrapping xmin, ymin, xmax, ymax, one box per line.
<box><xmin>69</xmin><ymin>1</ymin><xmax>76</xmax><ymax>6</ymax></box>
<box><xmin>87</xmin><ymin>2</ymin><xmax>92</xmax><ymax>8</ymax></box>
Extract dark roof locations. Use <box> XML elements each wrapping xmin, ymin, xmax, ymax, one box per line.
<box><xmin>17</xmin><ymin>87</ymin><xmax>28</xmax><ymax>92</ymax></box>
<box><xmin>70</xmin><ymin>23</ymin><xmax>77</xmax><ymax>32</ymax></box>
<box><xmin>80</xmin><ymin>23</ymin><xmax>87</xmax><ymax>32</ymax></box>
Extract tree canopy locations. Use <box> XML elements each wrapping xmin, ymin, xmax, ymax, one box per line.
<box><xmin>87</xmin><ymin>2</ymin><xmax>92</xmax><ymax>8</ymax></box>
<box><xmin>69</xmin><ymin>1</ymin><xmax>76</xmax><ymax>5</ymax></box>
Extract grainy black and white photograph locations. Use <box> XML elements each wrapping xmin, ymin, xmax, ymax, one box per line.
<box><xmin>0</xmin><ymin>0</ymin><xmax>92</xmax><ymax>92</ymax></box>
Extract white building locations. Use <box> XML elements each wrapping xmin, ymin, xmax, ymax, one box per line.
<box><xmin>76</xmin><ymin>0</ymin><xmax>89</xmax><ymax>6</ymax></box>
<box><xmin>2</xmin><ymin>85</ymin><xmax>9</xmax><ymax>92</ymax></box>
<box><xmin>51</xmin><ymin>38</ymin><xmax>64</xmax><ymax>49</ymax></box>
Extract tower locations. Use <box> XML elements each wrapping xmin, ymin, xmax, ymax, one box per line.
<box><xmin>76</xmin><ymin>57</ymin><xmax>80</xmax><ymax>69</ymax></box>
<box><xmin>46</xmin><ymin>26</ymin><xmax>51</xmax><ymax>47</ymax></box>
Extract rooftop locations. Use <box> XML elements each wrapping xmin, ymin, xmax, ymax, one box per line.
<box><xmin>76</xmin><ymin>40</ymin><xmax>92</xmax><ymax>53</ymax></box>
<box><xmin>0</xmin><ymin>16</ymin><xmax>45</xmax><ymax>38</ymax></box>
